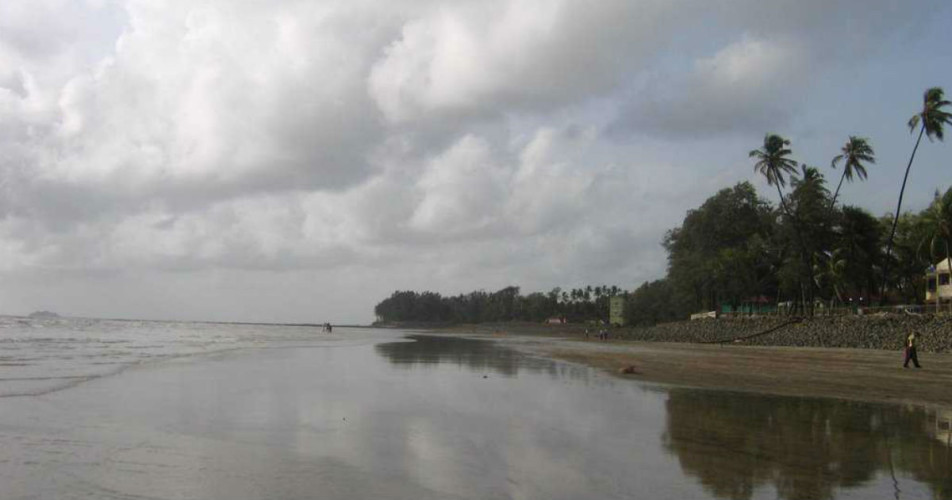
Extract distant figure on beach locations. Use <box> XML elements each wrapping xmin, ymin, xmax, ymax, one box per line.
<box><xmin>903</xmin><ymin>331</ymin><xmax>921</xmax><ymax>368</ymax></box>
<box><xmin>321</xmin><ymin>323</ymin><xmax>333</xmax><ymax>333</ymax></box>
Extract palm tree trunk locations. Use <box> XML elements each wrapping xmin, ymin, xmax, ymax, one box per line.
<box><xmin>880</xmin><ymin>125</ymin><xmax>926</xmax><ymax>304</ymax></box>
<box><xmin>776</xmin><ymin>183</ymin><xmax>814</xmax><ymax>317</ymax></box>
<box><xmin>775</xmin><ymin>184</ymin><xmax>791</xmax><ymax>219</ymax></box>
<box><xmin>829</xmin><ymin>170</ymin><xmax>847</xmax><ymax>213</ymax></box>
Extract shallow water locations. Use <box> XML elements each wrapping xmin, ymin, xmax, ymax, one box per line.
<box><xmin>0</xmin><ymin>319</ymin><xmax>949</xmax><ymax>499</ymax></box>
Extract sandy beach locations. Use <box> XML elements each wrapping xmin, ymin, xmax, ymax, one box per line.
<box><xmin>429</xmin><ymin>324</ymin><xmax>952</xmax><ymax>407</ymax></box>
<box><xmin>543</xmin><ymin>341</ymin><xmax>952</xmax><ymax>407</ymax></box>
<box><xmin>3</xmin><ymin>320</ymin><xmax>950</xmax><ymax>499</ymax></box>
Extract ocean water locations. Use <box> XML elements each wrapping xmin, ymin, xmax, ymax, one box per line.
<box><xmin>0</xmin><ymin>315</ymin><xmax>354</xmax><ymax>397</ymax></box>
<box><xmin>0</xmin><ymin>318</ymin><xmax>949</xmax><ymax>499</ymax></box>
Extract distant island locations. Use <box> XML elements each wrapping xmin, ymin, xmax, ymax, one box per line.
<box><xmin>28</xmin><ymin>311</ymin><xmax>61</xmax><ymax>319</ymax></box>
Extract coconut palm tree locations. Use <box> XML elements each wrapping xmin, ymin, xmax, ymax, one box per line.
<box><xmin>829</xmin><ymin>136</ymin><xmax>875</xmax><ymax>212</ymax></box>
<box><xmin>789</xmin><ymin>164</ymin><xmax>832</xmax><ymax>315</ymax></box>
<box><xmin>750</xmin><ymin>134</ymin><xmax>799</xmax><ymax>215</ymax></box>
<box><xmin>751</xmin><ymin>135</ymin><xmax>806</xmax><ymax>312</ymax></box>
<box><xmin>882</xmin><ymin>87</ymin><xmax>952</xmax><ymax>302</ymax></box>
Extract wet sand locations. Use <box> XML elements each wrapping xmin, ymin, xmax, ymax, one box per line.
<box><xmin>0</xmin><ymin>333</ymin><xmax>715</xmax><ymax>499</ymax></box>
<box><xmin>474</xmin><ymin>334</ymin><xmax>952</xmax><ymax>407</ymax></box>
<box><xmin>3</xmin><ymin>328</ymin><xmax>950</xmax><ymax>499</ymax></box>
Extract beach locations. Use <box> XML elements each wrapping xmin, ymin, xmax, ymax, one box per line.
<box><xmin>544</xmin><ymin>341</ymin><xmax>952</xmax><ymax>407</ymax></box>
<box><xmin>2</xmin><ymin>318</ymin><xmax>950</xmax><ymax>499</ymax></box>
<box><xmin>430</xmin><ymin>321</ymin><xmax>952</xmax><ymax>407</ymax></box>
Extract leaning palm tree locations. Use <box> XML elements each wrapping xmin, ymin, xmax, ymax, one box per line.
<box><xmin>750</xmin><ymin>134</ymin><xmax>799</xmax><ymax>215</ymax></box>
<box><xmin>829</xmin><ymin>136</ymin><xmax>875</xmax><ymax>212</ymax></box>
<box><xmin>881</xmin><ymin>87</ymin><xmax>952</xmax><ymax>302</ymax></box>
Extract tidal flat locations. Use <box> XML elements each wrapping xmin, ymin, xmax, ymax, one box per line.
<box><xmin>0</xmin><ymin>319</ymin><xmax>949</xmax><ymax>499</ymax></box>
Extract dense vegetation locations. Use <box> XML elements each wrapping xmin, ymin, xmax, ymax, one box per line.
<box><xmin>373</xmin><ymin>286</ymin><xmax>626</xmax><ymax>325</ymax></box>
<box><xmin>374</xmin><ymin>87</ymin><xmax>952</xmax><ymax>325</ymax></box>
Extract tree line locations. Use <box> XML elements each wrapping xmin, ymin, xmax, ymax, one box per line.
<box><xmin>374</xmin><ymin>87</ymin><xmax>952</xmax><ymax>324</ymax></box>
<box><xmin>373</xmin><ymin>285</ymin><xmax>628</xmax><ymax>325</ymax></box>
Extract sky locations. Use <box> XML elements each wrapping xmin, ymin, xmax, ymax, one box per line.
<box><xmin>1</xmin><ymin>0</ymin><xmax>951</xmax><ymax>324</ymax></box>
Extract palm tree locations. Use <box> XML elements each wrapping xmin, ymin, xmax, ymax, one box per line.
<box><xmin>790</xmin><ymin>164</ymin><xmax>832</xmax><ymax>315</ymax></box>
<box><xmin>829</xmin><ymin>136</ymin><xmax>875</xmax><ymax>212</ymax></box>
<box><xmin>750</xmin><ymin>134</ymin><xmax>804</xmax><ymax>312</ymax></box>
<box><xmin>881</xmin><ymin>87</ymin><xmax>952</xmax><ymax>302</ymax></box>
<box><xmin>750</xmin><ymin>134</ymin><xmax>799</xmax><ymax>215</ymax></box>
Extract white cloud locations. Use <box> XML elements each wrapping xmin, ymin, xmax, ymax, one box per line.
<box><xmin>0</xmin><ymin>0</ymin><xmax>949</xmax><ymax>321</ymax></box>
<box><xmin>410</xmin><ymin>135</ymin><xmax>506</xmax><ymax>235</ymax></box>
<box><xmin>367</xmin><ymin>0</ymin><xmax>674</xmax><ymax>123</ymax></box>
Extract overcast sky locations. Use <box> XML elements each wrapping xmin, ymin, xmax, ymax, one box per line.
<box><xmin>1</xmin><ymin>0</ymin><xmax>950</xmax><ymax>323</ymax></box>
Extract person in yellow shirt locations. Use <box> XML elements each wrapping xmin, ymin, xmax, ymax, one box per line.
<box><xmin>903</xmin><ymin>332</ymin><xmax>921</xmax><ymax>368</ymax></box>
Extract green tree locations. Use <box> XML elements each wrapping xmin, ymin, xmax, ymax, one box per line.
<box><xmin>813</xmin><ymin>249</ymin><xmax>847</xmax><ymax>313</ymax></box>
<box><xmin>664</xmin><ymin>182</ymin><xmax>775</xmax><ymax>313</ymax></box>
<box><xmin>829</xmin><ymin>136</ymin><xmax>875</xmax><ymax>212</ymax></box>
<box><xmin>882</xmin><ymin>87</ymin><xmax>952</xmax><ymax>302</ymax></box>
<box><xmin>777</xmin><ymin>165</ymin><xmax>832</xmax><ymax>315</ymax></box>
<box><xmin>835</xmin><ymin>206</ymin><xmax>883</xmax><ymax>302</ymax></box>
<box><xmin>625</xmin><ymin>279</ymin><xmax>686</xmax><ymax>326</ymax></box>
<box><xmin>885</xmin><ymin>212</ymin><xmax>930</xmax><ymax>304</ymax></box>
<box><xmin>919</xmin><ymin>188</ymin><xmax>952</xmax><ymax>313</ymax></box>
<box><xmin>750</xmin><ymin>134</ymin><xmax>816</xmax><ymax>314</ymax></box>
<box><xmin>712</xmin><ymin>246</ymin><xmax>760</xmax><ymax>312</ymax></box>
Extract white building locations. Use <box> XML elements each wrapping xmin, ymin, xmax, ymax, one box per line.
<box><xmin>926</xmin><ymin>258</ymin><xmax>952</xmax><ymax>302</ymax></box>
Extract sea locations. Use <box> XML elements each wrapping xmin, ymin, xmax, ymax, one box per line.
<box><xmin>0</xmin><ymin>315</ymin><xmax>949</xmax><ymax>499</ymax></box>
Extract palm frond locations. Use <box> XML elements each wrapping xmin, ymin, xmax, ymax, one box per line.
<box><xmin>919</xmin><ymin>87</ymin><xmax>952</xmax><ymax>141</ymax></box>
<box><xmin>831</xmin><ymin>154</ymin><xmax>843</xmax><ymax>169</ymax></box>
<box><xmin>909</xmin><ymin>114</ymin><xmax>921</xmax><ymax>133</ymax></box>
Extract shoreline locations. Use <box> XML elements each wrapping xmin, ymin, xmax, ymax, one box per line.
<box><xmin>420</xmin><ymin>323</ymin><xmax>952</xmax><ymax>408</ymax></box>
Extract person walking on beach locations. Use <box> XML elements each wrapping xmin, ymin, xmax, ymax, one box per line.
<box><xmin>903</xmin><ymin>331</ymin><xmax>921</xmax><ymax>368</ymax></box>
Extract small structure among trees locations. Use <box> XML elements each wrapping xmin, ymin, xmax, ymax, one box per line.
<box><xmin>926</xmin><ymin>258</ymin><xmax>952</xmax><ymax>304</ymax></box>
<box><xmin>609</xmin><ymin>296</ymin><xmax>626</xmax><ymax>326</ymax></box>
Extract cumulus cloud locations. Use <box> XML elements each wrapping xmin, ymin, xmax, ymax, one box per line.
<box><xmin>0</xmin><ymin>0</ymin><xmax>948</xmax><ymax>321</ymax></box>
<box><xmin>368</xmin><ymin>0</ymin><xmax>677</xmax><ymax>123</ymax></box>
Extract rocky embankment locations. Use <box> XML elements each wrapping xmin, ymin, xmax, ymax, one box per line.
<box><xmin>619</xmin><ymin>315</ymin><xmax>952</xmax><ymax>353</ymax></box>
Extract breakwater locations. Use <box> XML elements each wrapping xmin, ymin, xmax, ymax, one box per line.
<box><xmin>619</xmin><ymin>315</ymin><xmax>952</xmax><ymax>353</ymax></box>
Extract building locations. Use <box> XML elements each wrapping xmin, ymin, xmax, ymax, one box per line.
<box><xmin>609</xmin><ymin>296</ymin><xmax>626</xmax><ymax>326</ymax></box>
<box><xmin>926</xmin><ymin>258</ymin><xmax>952</xmax><ymax>303</ymax></box>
